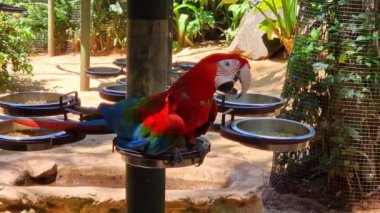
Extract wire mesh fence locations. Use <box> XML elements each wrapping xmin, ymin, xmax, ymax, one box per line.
<box><xmin>273</xmin><ymin>0</ymin><xmax>380</xmax><ymax>209</ymax></box>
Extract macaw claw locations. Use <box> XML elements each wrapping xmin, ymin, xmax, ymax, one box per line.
<box><xmin>194</xmin><ymin>141</ymin><xmax>207</xmax><ymax>167</ymax></box>
<box><xmin>165</xmin><ymin>147</ymin><xmax>184</xmax><ymax>166</ymax></box>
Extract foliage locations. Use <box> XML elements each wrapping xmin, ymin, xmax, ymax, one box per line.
<box><xmin>281</xmin><ymin>0</ymin><xmax>380</xmax><ymax>205</ymax></box>
<box><xmin>91</xmin><ymin>0</ymin><xmax>127</xmax><ymax>53</ymax></box>
<box><xmin>251</xmin><ymin>0</ymin><xmax>298</xmax><ymax>54</ymax></box>
<box><xmin>0</xmin><ymin>12</ymin><xmax>35</xmax><ymax>83</ymax></box>
<box><xmin>173</xmin><ymin>0</ymin><xmax>215</xmax><ymax>48</ymax></box>
<box><xmin>1</xmin><ymin>0</ymin><xmax>77</xmax><ymax>53</ymax></box>
<box><xmin>54</xmin><ymin>0</ymin><xmax>77</xmax><ymax>53</ymax></box>
<box><xmin>173</xmin><ymin>0</ymin><xmax>250</xmax><ymax>48</ymax></box>
<box><xmin>218</xmin><ymin>0</ymin><xmax>251</xmax><ymax>43</ymax></box>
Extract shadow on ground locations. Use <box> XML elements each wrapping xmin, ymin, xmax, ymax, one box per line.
<box><xmin>0</xmin><ymin>77</ymin><xmax>47</xmax><ymax>93</ymax></box>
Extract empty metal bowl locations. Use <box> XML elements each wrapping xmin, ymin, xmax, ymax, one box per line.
<box><xmin>102</xmin><ymin>85</ymin><xmax>126</xmax><ymax>95</ymax></box>
<box><xmin>172</xmin><ymin>61</ymin><xmax>196</xmax><ymax>70</ymax></box>
<box><xmin>116</xmin><ymin>77</ymin><xmax>127</xmax><ymax>85</ymax></box>
<box><xmin>113</xmin><ymin>58</ymin><xmax>127</xmax><ymax>68</ymax></box>
<box><xmin>86</xmin><ymin>67</ymin><xmax>123</xmax><ymax>78</ymax></box>
<box><xmin>99</xmin><ymin>84</ymin><xmax>126</xmax><ymax>102</ymax></box>
<box><xmin>214</xmin><ymin>93</ymin><xmax>284</xmax><ymax>107</ymax></box>
<box><xmin>214</xmin><ymin>93</ymin><xmax>285</xmax><ymax>115</ymax></box>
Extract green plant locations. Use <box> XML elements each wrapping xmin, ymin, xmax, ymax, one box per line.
<box><xmin>91</xmin><ymin>0</ymin><xmax>127</xmax><ymax>53</ymax></box>
<box><xmin>281</xmin><ymin>0</ymin><xmax>380</xmax><ymax>205</ymax></box>
<box><xmin>173</xmin><ymin>0</ymin><xmax>215</xmax><ymax>48</ymax></box>
<box><xmin>54</xmin><ymin>0</ymin><xmax>77</xmax><ymax>53</ymax></box>
<box><xmin>2</xmin><ymin>0</ymin><xmax>78</xmax><ymax>53</ymax></box>
<box><xmin>0</xmin><ymin>12</ymin><xmax>35</xmax><ymax>83</ymax></box>
<box><xmin>251</xmin><ymin>0</ymin><xmax>298</xmax><ymax>55</ymax></box>
<box><xmin>218</xmin><ymin>0</ymin><xmax>251</xmax><ymax>43</ymax></box>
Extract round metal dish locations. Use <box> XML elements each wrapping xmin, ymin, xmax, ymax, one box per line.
<box><xmin>168</xmin><ymin>62</ymin><xmax>195</xmax><ymax>85</ymax></box>
<box><xmin>214</xmin><ymin>93</ymin><xmax>285</xmax><ymax>115</ymax></box>
<box><xmin>214</xmin><ymin>93</ymin><xmax>284</xmax><ymax>107</ymax></box>
<box><xmin>116</xmin><ymin>137</ymin><xmax>210</xmax><ymax>169</ymax></box>
<box><xmin>86</xmin><ymin>67</ymin><xmax>123</xmax><ymax>78</ymax></box>
<box><xmin>99</xmin><ymin>85</ymin><xmax>126</xmax><ymax>102</ymax></box>
<box><xmin>116</xmin><ymin>77</ymin><xmax>127</xmax><ymax>85</ymax></box>
<box><xmin>220</xmin><ymin>118</ymin><xmax>315</xmax><ymax>152</ymax></box>
<box><xmin>0</xmin><ymin>4</ymin><xmax>26</xmax><ymax>13</ymax></box>
<box><xmin>113</xmin><ymin>58</ymin><xmax>127</xmax><ymax>68</ymax></box>
<box><xmin>0</xmin><ymin>120</ymin><xmax>85</xmax><ymax>151</ymax></box>
<box><xmin>102</xmin><ymin>84</ymin><xmax>126</xmax><ymax>94</ymax></box>
<box><xmin>0</xmin><ymin>91</ymin><xmax>79</xmax><ymax>116</ymax></box>
<box><xmin>172</xmin><ymin>61</ymin><xmax>196</xmax><ymax>70</ymax></box>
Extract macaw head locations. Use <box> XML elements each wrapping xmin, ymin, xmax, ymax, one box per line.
<box><xmin>199</xmin><ymin>53</ymin><xmax>252</xmax><ymax>97</ymax></box>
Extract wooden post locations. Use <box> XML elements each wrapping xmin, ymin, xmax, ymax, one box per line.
<box><xmin>47</xmin><ymin>0</ymin><xmax>54</xmax><ymax>56</ymax></box>
<box><xmin>126</xmin><ymin>0</ymin><xmax>169</xmax><ymax>212</ymax></box>
<box><xmin>80</xmin><ymin>0</ymin><xmax>91</xmax><ymax>91</ymax></box>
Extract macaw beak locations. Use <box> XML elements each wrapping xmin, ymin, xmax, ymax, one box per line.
<box><xmin>215</xmin><ymin>63</ymin><xmax>251</xmax><ymax>97</ymax></box>
<box><xmin>236</xmin><ymin>63</ymin><xmax>251</xmax><ymax>98</ymax></box>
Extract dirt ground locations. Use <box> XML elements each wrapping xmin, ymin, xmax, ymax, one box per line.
<box><xmin>2</xmin><ymin>44</ymin><xmax>371</xmax><ymax>213</ymax></box>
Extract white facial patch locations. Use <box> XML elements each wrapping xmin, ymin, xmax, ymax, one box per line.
<box><xmin>215</xmin><ymin>59</ymin><xmax>240</xmax><ymax>88</ymax></box>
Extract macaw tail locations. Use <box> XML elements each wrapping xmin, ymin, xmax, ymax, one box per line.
<box><xmin>0</xmin><ymin>115</ymin><xmax>111</xmax><ymax>135</ymax></box>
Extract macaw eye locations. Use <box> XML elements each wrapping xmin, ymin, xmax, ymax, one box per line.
<box><xmin>224</xmin><ymin>61</ymin><xmax>230</xmax><ymax>67</ymax></box>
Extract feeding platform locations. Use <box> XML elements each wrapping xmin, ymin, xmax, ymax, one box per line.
<box><xmin>99</xmin><ymin>84</ymin><xmax>126</xmax><ymax>102</ymax></box>
<box><xmin>0</xmin><ymin>120</ymin><xmax>85</xmax><ymax>151</ymax></box>
<box><xmin>116</xmin><ymin>137</ymin><xmax>210</xmax><ymax>169</ymax></box>
<box><xmin>0</xmin><ymin>91</ymin><xmax>79</xmax><ymax>116</ymax></box>
<box><xmin>86</xmin><ymin>67</ymin><xmax>124</xmax><ymax>78</ymax></box>
<box><xmin>220</xmin><ymin>117</ymin><xmax>315</xmax><ymax>152</ymax></box>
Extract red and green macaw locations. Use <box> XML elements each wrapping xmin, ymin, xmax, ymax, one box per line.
<box><xmin>1</xmin><ymin>53</ymin><xmax>251</xmax><ymax>161</ymax></box>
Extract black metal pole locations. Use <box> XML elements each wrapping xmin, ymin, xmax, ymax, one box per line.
<box><xmin>126</xmin><ymin>0</ymin><xmax>169</xmax><ymax>213</ymax></box>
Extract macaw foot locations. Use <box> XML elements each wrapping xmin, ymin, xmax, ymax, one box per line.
<box><xmin>164</xmin><ymin>147</ymin><xmax>184</xmax><ymax>166</ymax></box>
<box><xmin>194</xmin><ymin>141</ymin><xmax>207</xmax><ymax>166</ymax></box>
<box><xmin>187</xmin><ymin>140</ymin><xmax>207</xmax><ymax>166</ymax></box>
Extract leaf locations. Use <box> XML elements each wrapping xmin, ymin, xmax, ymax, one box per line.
<box><xmin>327</xmin><ymin>54</ymin><xmax>336</xmax><ymax>60</ymax></box>
<box><xmin>310</xmin><ymin>28</ymin><xmax>320</xmax><ymax>40</ymax></box>
<box><xmin>312</xmin><ymin>62</ymin><xmax>329</xmax><ymax>71</ymax></box>
<box><xmin>252</xmin><ymin>0</ymin><xmax>283</xmax><ymax>12</ymax></box>
<box><xmin>338</xmin><ymin>54</ymin><xmax>347</xmax><ymax>63</ymax></box>
<box><xmin>217</xmin><ymin>0</ymin><xmax>239</xmax><ymax>9</ymax></box>
<box><xmin>258</xmin><ymin>18</ymin><xmax>279</xmax><ymax>39</ymax></box>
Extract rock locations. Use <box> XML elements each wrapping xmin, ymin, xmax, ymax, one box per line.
<box><xmin>0</xmin><ymin>168</ymin><xmax>27</xmax><ymax>186</ymax></box>
<box><xmin>229</xmin><ymin>9</ymin><xmax>282</xmax><ymax>60</ymax></box>
<box><xmin>26</xmin><ymin>159</ymin><xmax>57</xmax><ymax>180</ymax></box>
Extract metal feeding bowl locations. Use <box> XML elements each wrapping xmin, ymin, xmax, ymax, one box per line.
<box><xmin>0</xmin><ymin>4</ymin><xmax>26</xmax><ymax>13</ymax></box>
<box><xmin>116</xmin><ymin>137</ymin><xmax>210</xmax><ymax>169</ymax></box>
<box><xmin>214</xmin><ymin>93</ymin><xmax>285</xmax><ymax>115</ymax></box>
<box><xmin>0</xmin><ymin>91</ymin><xmax>79</xmax><ymax>116</ymax></box>
<box><xmin>99</xmin><ymin>84</ymin><xmax>126</xmax><ymax>102</ymax></box>
<box><xmin>0</xmin><ymin>120</ymin><xmax>85</xmax><ymax>151</ymax></box>
<box><xmin>220</xmin><ymin>117</ymin><xmax>315</xmax><ymax>152</ymax></box>
<box><xmin>172</xmin><ymin>61</ymin><xmax>196</xmax><ymax>70</ymax></box>
<box><xmin>86</xmin><ymin>67</ymin><xmax>124</xmax><ymax>78</ymax></box>
<box><xmin>168</xmin><ymin>62</ymin><xmax>196</xmax><ymax>85</ymax></box>
<box><xmin>113</xmin><ymin>58</ymin><xmax>127</xmax><ymax>69</ymax></box>
<box><xmin>116</xmin><ymin>77</ymin><xmax>127</xmax><ymax>85</ymax></box>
